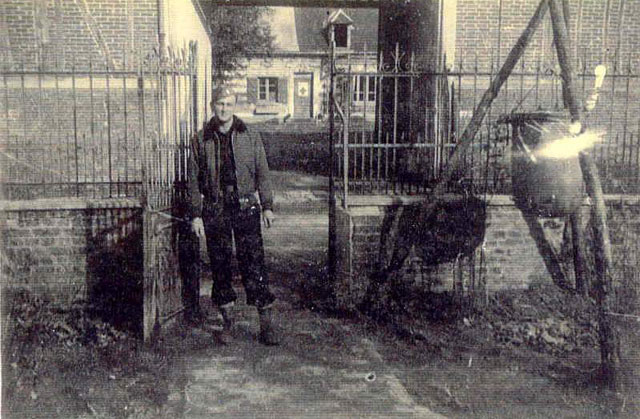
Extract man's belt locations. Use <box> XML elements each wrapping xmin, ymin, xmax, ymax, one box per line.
<box><xmin>238</xmin><ymin>195</ymin><xmax>260</xmax><ymax>211</ymax></box>
<box><xmin>223</xmin><ymin>186</ymin><xmax>259</xmax><ymax>211</ymax></box>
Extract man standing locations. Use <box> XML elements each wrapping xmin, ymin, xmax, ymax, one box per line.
<box><xmin>186</xmin><ymin>85</ymin><xmax>279</xmax><ymax>345</ymax></box>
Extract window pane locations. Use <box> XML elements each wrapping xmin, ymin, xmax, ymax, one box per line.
<box><xmin>258</xmin><ymin>77</ymin><xmax>279</xmax><ymax>101</ymax></box>
<box><xmin>334</xmin><ymin>25</ymin><xmax>348</xmax><ymax>48</ymax></box>
<box><xmin>259</xmin><ymin>78</ymin><xmax>267</xmax><ymax>100</ymax></box>
<box><xmin>268</xmin><ymin>77</ymin><xmax>278</xmax><ymax>101</ymax></box>
<box><xmin>352</xmin><ymin>76</ymin><xmax>358</xmax><ymax>102</ymax></box>
<box><xmin>353</xmin><ymin>76</ymin><xmax>364</xmax><ymax>102</ymax></box>
<box><xmin>368</xmin><ymin>76</ymin><xmax>376</xmax><ymax>101</ymax></box>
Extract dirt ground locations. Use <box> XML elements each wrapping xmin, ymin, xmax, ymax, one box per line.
<box><xmin>3</xmin><ymin>171</ymin><xmax>639</xmax><ymax>418</ymax></box>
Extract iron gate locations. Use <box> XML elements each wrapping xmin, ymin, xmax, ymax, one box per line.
<box><xmin>1</xmin><ymin>38</ymin><xmax>209</xmax><ymax>339</ymax></box>
<box><xmin>140</xmin><ymin>44</ymin><xmax>207</xmax><ymax>341</ymax></box>
<box><xmin>328</xmin><ymin>43</ymin><xmax>509</xmax><ymax>207</ymax></box>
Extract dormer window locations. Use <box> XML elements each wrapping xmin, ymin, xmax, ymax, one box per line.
<box><xmin>326</xmin><ymin>9</ymin><xmax>353</xmax><ymax>50</ymax></box>
<box><xmin>334</xmin><ymin>24</ymin><xmax>349</xmax><ymax>48</ymax></box>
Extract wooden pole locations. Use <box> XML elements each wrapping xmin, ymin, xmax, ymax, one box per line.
<box><xmin>559</xmin><ymin>0</ymin><xmax>572</xmax><ymax>110</ymax></box>
<box><xmin>328</xmin><ymin>41</ymin><xmax>337</xmax><ymax>284</ymax></box>
<box><xmin>570</xmin><ymin>209</ymin><xmax>588</xmax><ymax>295</ymax></box>
<box><xmin>554</xmin><ymin>1</ymin><xmax>587</xmax><ymax>292</ymax></box>
<box><xmin>579</xmin><ymin>154</ymin><xmax>617</xmax><ymax>388</ymax></box>
<box><xmin>548</xmin><ymin>0</ymin><xmax>581</xmax><ymax>120</ymax></box>
<box><xmin>554</xmin><ymin>0</ymin><xmax>588</xmax><ymax>297</ymax></box>
<box><xmin>549</xmin><ymin>0</ymin><xmax>618</xmax><ymax>389</ymax></box>
<box><xmin>430</xmin><ymin>0</ymin><xmax>550</xmax><ymax>197</ymax></box>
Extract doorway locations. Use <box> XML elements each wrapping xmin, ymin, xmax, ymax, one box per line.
<box><xmin>293</xmin><ymin>73</ymin><xmax>313</xmax><ymax>118</ymax></box>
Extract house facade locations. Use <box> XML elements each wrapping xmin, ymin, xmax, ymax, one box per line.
<box><xmin>230</xmin><ymin>7</ymin><xmax>379</xmax><ymax>122</ymax></box>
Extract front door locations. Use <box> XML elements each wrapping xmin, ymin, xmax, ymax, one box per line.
<box><xmin>293</xmin><ymin>73</ymin><xmax>313</xmax><ymax>118</ymax></box>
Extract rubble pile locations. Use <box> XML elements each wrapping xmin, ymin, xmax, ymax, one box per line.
<box><xmin>491</xmin><ymin>316</ymin><xmax>598</xmax><ymax>354</ymax></box>
<box><xmin>3</xmin><ymin>290</ymin><xmax>170</xmax><ymax>418</ymax></box>
<box><xmin>381</xmin><ymin>282</ymin><xmax>603</xmax><ymax>357</ymax></box>
<box><xmin>7</xmin><ymin>290</ymin><xmax>130</xmax><ymax>351</ymax></box>
<box><xmin>484</xmin><ymin>286</ymin><xmax>600</xmax><ymax>354</ymax></box>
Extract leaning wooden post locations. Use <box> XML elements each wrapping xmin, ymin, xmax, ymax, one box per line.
<box><xmin>557</xmin><ymin>0</ymin><xmax>588</xmax><ymax>296</ymax></box>
<box><xmin>378</xmin><ymin>0</ymin><xmax>549</xmax><ymax>302</ymax></box>
<box><xmin>570</xmin><ymin>209</ymin><xmax>588</xmax><ymax>295</ymax></box>
<box><xmin>549</xmin><ymin>0</ymin><xmax>618</xmax><ymax>389</ymax></box>
<box><xmin>430</xmin><ymin>0</ymin><xmax>550</xmax><ymax>197</ymax></box>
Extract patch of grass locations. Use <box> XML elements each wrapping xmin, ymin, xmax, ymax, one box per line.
<box><xmin>2</xmin><ymin>289</ymin><xmax>173</xmax><ymax>418</ymax></box>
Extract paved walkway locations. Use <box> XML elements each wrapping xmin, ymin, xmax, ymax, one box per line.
<box><xmin>163</xmin><ymin>172</ymin><xmax>443</xmax><ymax>418</ymax></box>
<box><xmin>166</xmin><ymin>305</ymin><xmax>442</xmax><ymax>418</ymax></box>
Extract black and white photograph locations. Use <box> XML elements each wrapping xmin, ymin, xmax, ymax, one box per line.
<box><xmin>1</xmin><ymin>0</ymin><xmax>639</xmax><ymax>417</ymax></box>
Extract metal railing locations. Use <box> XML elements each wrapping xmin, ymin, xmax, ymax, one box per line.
<box><xmin>330</xmin><ymin>44</ymin><xmax>640</xmax><ymax>201</ymax></box>
<box><xmin>0</xmin><ymin>45</ymin><xmax>209</xmax><ymax>201</ymax></box>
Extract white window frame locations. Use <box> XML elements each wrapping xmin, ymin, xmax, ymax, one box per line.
<box><xmin>352</xmin><ymin>75</ymin><xmax>376</xmax><ymax>103</ymax></box>
<box><xmin>258</xmin><ymin>77</ymin><xmax>278</xmax><ymax>102</ymax></box>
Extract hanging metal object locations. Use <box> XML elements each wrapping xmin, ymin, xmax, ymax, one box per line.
<box><xmin>502</xmin><ymin>111</ymin><xmax>586</xmax><ymax>217</ymax></box>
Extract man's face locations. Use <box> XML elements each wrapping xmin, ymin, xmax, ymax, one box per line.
<box><xmin>213</xmin><ymin>95</ymin><xmax>236</xmax><ymax>123</ymax></box>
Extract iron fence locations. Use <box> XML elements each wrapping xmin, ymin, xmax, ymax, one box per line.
<box><xmin>1</xmin><ymin>42</ymin><xmax>209</xmax><ymax>341</ymax></box>
<box><xmin>330</xmin><ymin>44</ymin><xmax>640</xmax><ymax>202</ymax></box>
<box><xmin>0</xmin><ymin>44</ymin><xmax>209</xmax><ymax>201</ymax></box>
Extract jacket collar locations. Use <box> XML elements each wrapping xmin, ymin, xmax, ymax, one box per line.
<box><xmin>205</xmin><ymin>115</ymin><xmax>247</xmax><ymax>139</ymax></box>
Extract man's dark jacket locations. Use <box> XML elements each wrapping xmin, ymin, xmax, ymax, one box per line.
<box><xmin>186</xmin><ymin>116</ymin><xmax>273</xmax><ymax>218</ymax></box>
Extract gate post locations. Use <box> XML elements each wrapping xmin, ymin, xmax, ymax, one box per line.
<box><xmin>328</xmin><ymin>40</ymin><xmax>337</xmax><ymax>286</ymax></box>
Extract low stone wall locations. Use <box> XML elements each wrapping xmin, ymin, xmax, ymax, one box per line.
<box><xmin>333</xmin><ymin>194</ymin><xmax>640</xmax><ymax>310</ymax></box>
<box><xmin>1</xmin><ymin>198</ymin><xmax>143</xmax><ymax>310</ymax></box>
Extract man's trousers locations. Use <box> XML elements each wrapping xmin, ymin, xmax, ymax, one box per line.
<box><xmin>179</xmin><ymin>225</ymin><xmax>202</xmax><ymax>320</ymax></box>
<box><xmin>203</xmin><ymin>204</ymin><xmax>275</xmax><ymax>308</ymax></box>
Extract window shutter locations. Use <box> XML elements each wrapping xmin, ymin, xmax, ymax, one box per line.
<box><xmin>277</xmin><ymin>78</ymin><xmax>288</xmax><ymax>104</ymax></box>
<box><xmin>247</xmin><ymin>78</ymin><xmax>258</xmax><ymax>103</ymax></box>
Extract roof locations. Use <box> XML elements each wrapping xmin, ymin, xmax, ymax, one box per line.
<box><xmin>268</xmin><ymin>7</ymin><xmax>300</xmax><ymax>52</ymax></box>
<box><xmin>209</xmin><ymin>0</ymin><xmax>378</xmax><ymax>7</ymax></box>
<box><xmin>268</xmin><ymin>7</ymin><xmax>378</xmax><ymax>53</ymax></box>
<box><xmin>191</xmin><ymin>0</ymin><xmax>212</xmax><ymax>37</ymax></box>
<box><xmin>326</xmin><ymin>9</ymin><xmax>354</xmax><ymax>25</ymax></box>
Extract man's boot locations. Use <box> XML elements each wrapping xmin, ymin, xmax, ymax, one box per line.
<box><xmin>258</xmin><ymin>304</ymin><xmax>280</xmax><ymax>346</ymax></box>
<box><xmin>218</xmin><ymin>302</ymin><xmax>235</xmax><ymax>345</ymax></box>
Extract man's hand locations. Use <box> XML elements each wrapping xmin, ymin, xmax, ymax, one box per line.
<box><xmin>191</xmin><ymin>217</ymin><xmax>205</xmax><ymax>239</ymax></box>
<box><xmin>262</xmin><ymin>210</ymin><xmax>275</xmax><ymax>228</ymax></box>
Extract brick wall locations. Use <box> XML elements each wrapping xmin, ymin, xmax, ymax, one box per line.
<box><xmin>333</xmin><ymin>194</ymin><xmax>640</xmax><ymax>310</ymax></box>
<box><xmin>605</xmin><ymin>196</ymin><xmax>640</xmax><ymax>314</ymax></box>
<box><xmin>455</xmin><ymin>0</ymin><xmax>640</xmax><ymax>71</ymax></box>
<box><xmin>2</xmin><ymin>84</ymin><xmax>149</xmax><ymax>184</ymax></box>
<box><xmin>1</xmin><ymin>0</ymin><xmax>158</xmax><ymax>71</ymax></box>
<box><xmin>1</xmin><ymin>0</ymin><xmax>211</xmax><ymax>200</ymax></box>
<box><xmin>0</xmin><ymin>79</ymin><xmax>163</xmax><ymax>199</ymax></box>
<box><xmin>453</xmin><ymin>0</ymin><xmax>640</xmax><ymax>179</ymax></box>
<box><xmin>1</xmin><ymin>198</ymin><xmax>143</xmax><ymax>312</ymax></box>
